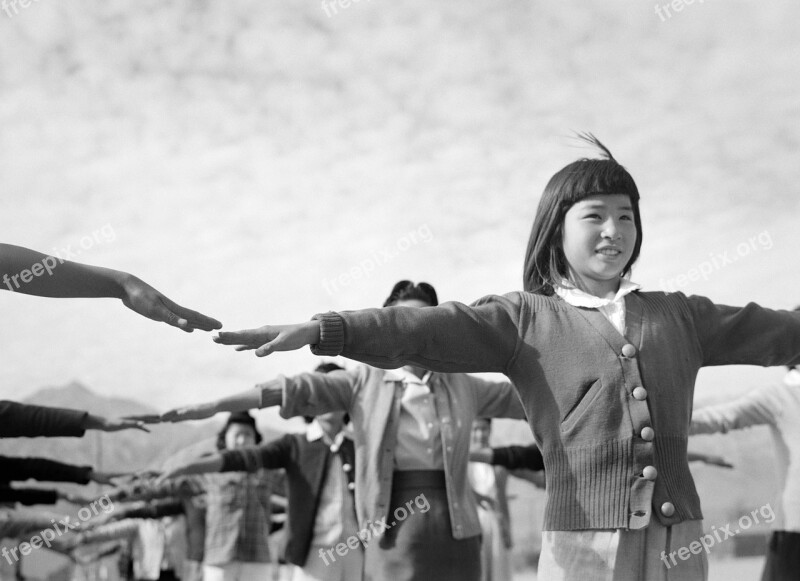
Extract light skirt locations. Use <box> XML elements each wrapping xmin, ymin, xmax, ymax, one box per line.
<box><xmin>538</xmin><ymin>519</ymin><xmax>708</xmax><ymax>581</ymax></box>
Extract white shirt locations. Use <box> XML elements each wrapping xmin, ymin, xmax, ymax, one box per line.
<box><xmin>555</xmin><ymin>278</ymin><xmax>641</xmax><ymax>335</ymax></box>
<box><xmin>393</xmin><ymin>367</ymin><xmax>445</xmax><ymax>470</ymax></box>
<box><xmin>306</xmin><ymin>420</ymin><xmax>357</xmax><ymax>546</ymax></box>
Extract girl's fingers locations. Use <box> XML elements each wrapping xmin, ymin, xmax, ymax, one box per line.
<box><xmin>163</xmin><ymin>298</ymin><xmax>223</xmax><ymax>331</ymax></box>
<box><xmin>214</xmin><ymin>331</ymin><xmax>246</xmax><ymax>344</ymax></box>
<box><xmin>255</xmin><ymin>340</ymin><xmax>279</xmax><ymax>357</ymax></box>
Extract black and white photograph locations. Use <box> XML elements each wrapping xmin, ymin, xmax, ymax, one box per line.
<box><xmin>1</xmin><ymin>1</ymin><xmax>799</xmax><ymax>580</ymax></box>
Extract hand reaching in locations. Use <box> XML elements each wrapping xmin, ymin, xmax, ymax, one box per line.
<box><xmin>84</xmin><ymin>415</ymin><xmax>150</xmax><ymax>433</ymax></box>
<box><xmin>89</xmin><ymin>470</ymin><xmax>134</xmax><ymax>486</ymax></box>
<box><xmin>213</xmin><ymin>321</ymin><xmax>320</xmax><ymax>357</ymax></box>
<box><xmin>160</xmin><ymin>403</ymin><xmax>218</xmax><ymax>422</ymax></box>
<box><xmin>119</xmin><ymin>274</ymin><xmax>222</xmax><ymax>333</ymax></box>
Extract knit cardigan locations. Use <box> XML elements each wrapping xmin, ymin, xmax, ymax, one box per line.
<box><xmin>311</xmin><ymin>291</ymin><xmax>800</xmax><ymax>531</ymax></box>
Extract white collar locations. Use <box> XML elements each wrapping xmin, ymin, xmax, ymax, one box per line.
<box><xmin>785</xmin><ymin>369</ymin><xmax>800</xmax><ymax>388</ymax></box>
<box><xmin>384</xmin><ymin>367</ymin><xmax>432</xmax><ymax>385</ymax></box>
<box><xmin>306</xmin><ymin>420</ymin><xmax>349</xmax><ymax>449</ymax></box>
<box><xmin>555</xmin><ymin>278</ymin><xmax>641</xmax><ymax>308</ymax></box>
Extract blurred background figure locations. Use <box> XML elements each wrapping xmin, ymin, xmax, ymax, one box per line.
<box><xmin>469</xmin><ymin>419</ymin><xmax>513</xmax><ymax>581</ymax></box>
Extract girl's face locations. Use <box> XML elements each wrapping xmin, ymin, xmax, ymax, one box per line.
<box><xmin>561</xmin><ymin>194</ymin><xmax>637</xmax><ymax>297</ymax></box>
<box><xmin>471</xmin><ymin>419</ymin><xmax>491</xmax><ymax>448</ymax></box>
<box><xmin>224</xmin><ymin>422</ymin><xmax>257</xmax><ymax>450</ymax></box>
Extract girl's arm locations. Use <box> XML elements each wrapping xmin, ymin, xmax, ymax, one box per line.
<box><xmin>156</xmin><ymin>455</ymin><xmax>225</xmax><ymax>484</ymax></box>
<box><xmin>215</xmin><ymin>294</ymin><xmax>525</xmax><ymax>374</ymax></box>
<box><xmin>157</xmin><ymin>368</ymin><xmax>357</xmax><ymax>423</ymax></box>
<box><xmin>468</xmin><ymin>377</ymin><xmax>526</xmax><ymax>420</ymax></box>
<box><xmin>686</xmin><ymin>295</ymin><xmax>800</xmax><ymax>368</ymax></box>
<box><xmin>218</xmin><ymin>436</ymin><xmax>293</xmax><ymax>473</ymax></box>
<box><xmin>687</xmin><ymin>451</ymin><xmax>734</xmax><ymax>468</ymax></box>
<box><xmin>158</xmin><ymin>389</ymin><xmax>265</xmax><ymax>422</ymax></box>
<box><xmin>690</xmin><ymin>384</ymin><xmax>779</xmax><ymax>435</ymax></box>
<box><xmin>0</xmin><ymin>401</ymin><xmax>146</xmax><ymax>436</ymax></box>
<box><xmin>488</xmin><ymin>444</ymin><xmax>545</xmax><ymax>471</ymax></box>
<box><xmin>0</xmin><ymin>243</ymin><xmax>222</xmax><ymax>332</ymax></box>
<box><xmin>495</xmin><ymin>467</ymin><xmax>513</xmax><ymax>549</ymax></box>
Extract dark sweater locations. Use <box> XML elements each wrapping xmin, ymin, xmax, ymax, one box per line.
<box><xmin>0</xmin><ymin>455</ymin><xmax>92</xmax><ymax>484</ymax></box>
<box><xmin>312</xmin><ymin>291</ymin><xmax>800</xmax><ymax>531</ymax></box>
<box><xmin>492</xmin><ymin>444</ymin><xmax>545</xmax><ymax>471</ymax></box>
<box><xmin>0</xmin><ymin>401</ymin><xmax>87</xmax><ymax>438</ymax></box>
<box><xmin>220</xmin><ymin>433</ymin><xmax>355</xmax><ymax>567</ymax></box>
<box><xmin>0</xmin><ymin>485</ymin><xmax>58</xmax><ymax>505</ymax></box>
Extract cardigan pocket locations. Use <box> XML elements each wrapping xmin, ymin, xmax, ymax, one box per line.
<box><xmin>560</xmin><ymin>378</ymin><xmax>604</xmax><ymax>433</ymax></box>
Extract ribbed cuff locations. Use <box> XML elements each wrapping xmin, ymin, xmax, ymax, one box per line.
<box><xmin>310</xmin><ymin>312</ymin><xmax>344</xmax><ymax>356</ymax></box>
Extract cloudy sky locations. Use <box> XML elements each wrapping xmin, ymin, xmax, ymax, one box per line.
<box><xmin>1</xmin><ymin>1</ymin><xmax>798</xmax><ymax>428</ymax></box>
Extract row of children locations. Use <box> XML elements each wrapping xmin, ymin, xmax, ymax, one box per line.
<box><xmin>4</xmin><ymin>134</ymin><xmax>799</xmax><ymax>581</ymax></box>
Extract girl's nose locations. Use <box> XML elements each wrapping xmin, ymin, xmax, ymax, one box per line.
<box><xmin>602</xmin><ymin>219</ymin><xmax>622</xmax><ymax>240</ymax></box>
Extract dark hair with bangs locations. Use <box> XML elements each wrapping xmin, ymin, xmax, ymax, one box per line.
<box><xmin>522</xmin><ymin>133</ymin><xmax>643</xmax><ymax>295</ymax></box>
<box><xmin>383</xmin><ymin>280</ymin><xmax>438</xmax><ymax>307</ymax></box>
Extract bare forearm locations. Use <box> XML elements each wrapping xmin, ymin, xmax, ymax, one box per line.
<box><xmin>0</xmin><ymin>244</ymin><xmax>126</xmax><ymax>298</ymax></box>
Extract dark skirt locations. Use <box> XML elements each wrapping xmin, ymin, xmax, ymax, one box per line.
<box><xmin>761</xmin><ymin>531</ymin><xmax>800</xmax><ymax>581</ymax></box>
<box><xmin>363</xmin><ymin>470</ymin><xmax>481</xmax><ymax>581</ymax></box>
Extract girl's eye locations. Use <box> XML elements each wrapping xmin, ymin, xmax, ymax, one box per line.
<box><xmin>584</xmin><ymin>213</ymin><xmax>602</xmax><ymax>220</ymax></box>
<box><xmin>620</xmin><ymin>214</ymin><xmax>633</xmax><ymax>221</ymax></box>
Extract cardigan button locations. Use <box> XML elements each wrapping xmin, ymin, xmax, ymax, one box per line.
<box><xmin>641</xmin><ymin>427</ymin><xmax>655</xmax><ymax>442</ymax></box>
<box><xmin>632</xmin><ymin>387</ymin><xmax>647</xmax><ymax>400</ymax></box>
<box><xmin>661</xmin><ymin>502</ymin><xmax>675</xmax><ymax>517</ymax></box>
<box><xmin>643</xmin><ymin>466</ymin><xmax>658</xmax><ymax>480</ymax></box>
<box><xmin>342</xmin><ymin>463</ymin><xmax>352</xmax><ymax>473</ymax></box>
<box><xmin>347</xmin><ymin>482</ymin><xmax>356</xmax><ymax>491</ymax></box>
<box><xmin>621</xmin><ymin>344</ymin><xmax>637</xmax><ymax>358</ymax></box>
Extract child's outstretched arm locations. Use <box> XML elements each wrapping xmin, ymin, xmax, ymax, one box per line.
<box><xmin>215</xmin><ymin>293</ymin><xmax>524</xmax><ymax>374</ymax></box>
<box><xmin>0</xmin><ymin>243</ymin><xmax>222</xmax><ymax>332</ymax></box>
<box><xmin>686</xmin><ymin>295</ymin><xmax>800</xmax><ymax>368</ymax></box>
<box><xmin>152</xmin><ymin>389</ymin><xmax>265</xmax><ymax>423</ymax></box>
<box><xmin>156</xmin><ymin>455</ymin><xmax>225</xmax><ymax>484</ymax></box>
<box><xmin>687</xmin><ymin>451</ymin><xmax>734</xmax><ymax>469</ymax></box>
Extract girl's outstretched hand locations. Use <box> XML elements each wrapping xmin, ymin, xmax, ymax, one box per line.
<box><xmin>85</xmin><ymin>414</ymin><xmax>150</xmax><ymax>433</ymax></box>
<box><xmin>119</xmin><ymin>274</ymin><xmax>222</xmax><ymax>333</ymax></box>
<box><xmin>213</xmin><ymin>321</ymin><xmax>320</xmax><ymax>357</ymax></box>
<box><xmin>160</xmin><ymin>403</ymin><xmax>218</xmax><ymax>422</ymax></box>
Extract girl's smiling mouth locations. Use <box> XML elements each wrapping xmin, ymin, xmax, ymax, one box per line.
<box><xmin>596</xmin><ymin>246</ymin><xmax>623</xmax><ymax>257</ymax></box>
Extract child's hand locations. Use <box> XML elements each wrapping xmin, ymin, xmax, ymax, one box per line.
<box><xmin>89</xmin><ymin>470</ymin><xmax>132</xmax><ymax>485</ymax></box>
<box><xmin>160</xmin><ymin>403</ymin><xmax>218</xmax><ymax>422</ymax></box>
<box><xmin>85</xmin><ymin>414</ymin><xmax>150</xmax><ymax>433</ymax></box>
<box><xmin>119</xmin><ymin>274</ymin><xmax>222</xmax><ymax>333</ymax></box>
<box><xmin>213</xmin><ymin>321</ymin><xmax>320</xmax><ymax>357</ymax></box>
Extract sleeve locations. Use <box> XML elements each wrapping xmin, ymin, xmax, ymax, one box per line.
<box><xmin>108</xmin><ymin>477</ymin><xmax>203</xmax><ymax>503</ymax></box>
<box><xmin>220</xmin><ymin>435</ymin><xmax>294</xmax><ymax>472</ymax></box>
<box><xmin>684</xmin><ymin>295</ymin><xmax>800</xmax><ymax>368</ymax></box>
<box><xmin>0</xmin><ymin>456</ymin><xmax>92</xmax><ymax>484</ymax></box>
<box><xmin>0</xmin><ymin>401</ymin><xmax>88</xmax><ymax>438</ymax></box>
<box><xmin>469</xmin><ymin>376</ymin><xmax>527</xmax><ymax>420</ymax></box>
<box><xmin>0</xmin><ymin>485</ymin><xmax>59</xmax><ymax>505</ymax></box>
<box><xmin>77</xmin><ymin>520</ymin><xmax>140</xmax><ymax>544</ymax></box>
<box><xmin>273</xmin><ymin>367</ymin><xmax>362</xmax><ymax>420</ymax></box>
<box><xmin>312</xmin><ymin>293</ymin><xmax>526</xmax><ymax>374</ymax></box>
<box><xmin>0</xmin><ymin>509</ymin><xmax>66</xmax><ymax>539</ymax></box>
<box><xmin>491</xmin><ymin>444</ymin><xmax>544</xmax><ymax>471</ymax></box>
<box><xmin>116</xmin><ymin>500</ymin><xmax>184</xmax><ymax>520</ymax></box>
<box><xmin>690</xmin><ymin>385</ymin><xmax>781</xmax><ymax>435</ymax></box>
